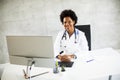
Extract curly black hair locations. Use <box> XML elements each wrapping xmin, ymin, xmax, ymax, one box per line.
<box><xmin>60</xmin><ymin>9</ymin><xmax>78</xmax><ymax>25</ymax></box>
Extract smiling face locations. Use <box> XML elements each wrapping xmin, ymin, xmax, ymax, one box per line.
<box><xmin>63</xmin><ymin>17</ymin><xmax>75</xmax><ymax>36</ymax></box>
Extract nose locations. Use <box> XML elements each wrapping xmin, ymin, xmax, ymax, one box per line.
<box><xmin>66</xmin><ymin>22</ymin><xmax>69</xmax><ymax>25</ymax></box>
<box><xmin>64</xmin><ymin>22</ymin><xmax>69</xmax><ymax>27</ymax></box>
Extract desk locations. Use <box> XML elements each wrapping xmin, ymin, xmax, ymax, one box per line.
<box><xmin>1</xmin><ymin>48</ymin><xmax>120</xmax><ymax>80</ymax></box>
<box><xmin>61</xmin><ymin>48</ymin><xmax>120</xmax><ymax>80</ymax></box>
<box><xmin>1</xmin><ymin>63</ymin><xmax>62</xmax><ymax>80</ymax></box>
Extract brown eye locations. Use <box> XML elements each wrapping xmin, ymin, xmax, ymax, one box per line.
<box><xmin>63</xmin><ymin>22</ymin><xmax>66</xmax><ymax>24</ymax></box>
<box><xmin>68</xmin><ymin>21</ymin><xmax>72</xmax><ymax>24</ymax></box>
<box><xmin>63</xmin><ymin>21</ymin><xmax>67</xmax><ymax>25</ymax></box>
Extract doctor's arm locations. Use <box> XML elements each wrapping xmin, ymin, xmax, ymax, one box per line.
<box><xmin>78</xmin><ymin>32</ymin><xmax>89</xmax><ymax>51</ymax></box>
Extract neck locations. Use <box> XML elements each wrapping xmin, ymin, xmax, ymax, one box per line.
<box><xmin>68</xmin><ymin>28</ymin><xmax>75</xmax><ymax>38</ymax></box>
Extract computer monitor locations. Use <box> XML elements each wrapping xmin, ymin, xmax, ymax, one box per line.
<box><xmin>6</xmin><ymin>36</ymin><xmax>54</xmax><ymax>58</ymax></box>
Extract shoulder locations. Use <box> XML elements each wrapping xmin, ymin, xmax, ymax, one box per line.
<box><xmin>75</xmin><ymin>28</ymin><xmax>85</xmax><ymax>35</ymax></box>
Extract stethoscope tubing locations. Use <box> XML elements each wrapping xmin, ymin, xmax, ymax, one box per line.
<box><xmin>60</xmin><ymin>28</ymin><xmax>79</xmax><ymax>48</ymax></box>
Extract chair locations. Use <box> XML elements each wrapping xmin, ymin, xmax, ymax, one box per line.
<box><xmin>75</xmin><ymin>24</ymin><xmax>91</xmax><ymax>51</ymax></box>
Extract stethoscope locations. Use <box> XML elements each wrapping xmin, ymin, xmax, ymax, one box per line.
<box><xmin>60</xmin><ymin>28</ymin><xmax>79</xmax><ymax>48</ymax></box>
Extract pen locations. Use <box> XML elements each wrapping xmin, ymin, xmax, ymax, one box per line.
<box><xmin>23</xmin><ymin>69</ymin><xmax>29</xmax><ymax>79</ymax></box>
<box><xmin>60</xmin><ymin>51</ymin><xmax>64</xmax><ymax>54</ymax></box>
<box><xmin>23</xmin><ymin>69</ymin><xmax>26</xmax><ymax>75</ymax></box>
<box><xmin>86</xmin><ymin>59</ymin><xmax>94</xmax><ymax>63</ymax></box>
<box><xmin>29</xmin><ymin>71</ymin><xmax>49</xmax><ymax>78</ymax></box>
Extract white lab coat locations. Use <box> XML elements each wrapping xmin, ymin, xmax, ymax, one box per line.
<box><xmin>54</xmin><ymin>28</ymin><xmax>88</xmax><ymax>57</ymax></box>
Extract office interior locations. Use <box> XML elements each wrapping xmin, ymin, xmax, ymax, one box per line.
<box><xmin>0</xmin><ymin>0</ymin><xmax>120</xmax><ymax>80</ymax></box>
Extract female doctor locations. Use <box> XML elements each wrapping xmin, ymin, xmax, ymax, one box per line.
<box><xmin>54</xmin><ymin>9</ymin><xmax>88</xmax><ymax>62</ymax></box>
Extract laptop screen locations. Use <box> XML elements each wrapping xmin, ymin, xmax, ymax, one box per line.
<box><xmin>6</xmin><ymin>36</ymin><xmax>54</xmax><ymax>58</ymax></box>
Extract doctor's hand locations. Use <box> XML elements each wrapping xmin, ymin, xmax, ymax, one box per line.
<box><xmin>57</xmin><ymin>54</ymin><xmax>75</xmax><ymax>62</ymax></box>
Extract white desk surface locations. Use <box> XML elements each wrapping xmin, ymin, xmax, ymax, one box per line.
<box><xmin>1</xmin><ymin>48</ymin><xmax>120</xmax><ymax>80</ymax></box>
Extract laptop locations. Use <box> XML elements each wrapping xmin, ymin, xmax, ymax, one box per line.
<box><xmin>6</xmin><ymin>36</ymin><xmax>54</xmax><ymax>58</ymax></box>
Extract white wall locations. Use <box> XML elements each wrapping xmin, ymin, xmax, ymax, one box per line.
<box><xmin>0</xmin><ymin>0</ymin><xmax>120</xmax><ymax>63</ymax></box>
